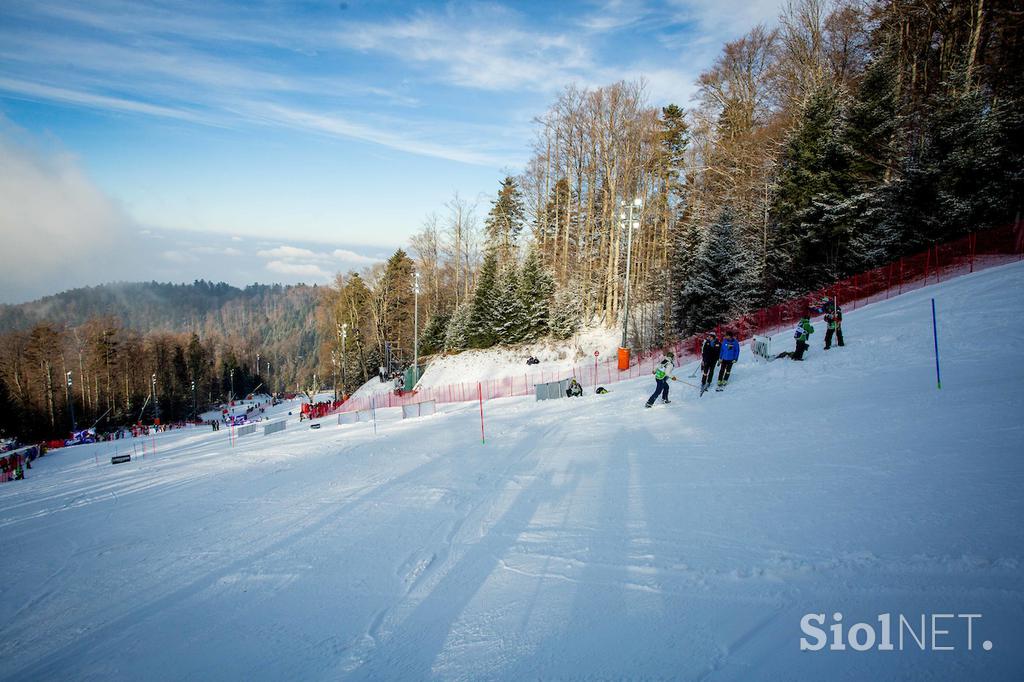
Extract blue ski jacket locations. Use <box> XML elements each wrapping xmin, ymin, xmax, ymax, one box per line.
<box><xmin>719</xmin><ymin>338</ymin><xmax>740</xmax><ymax>362</ymax></box>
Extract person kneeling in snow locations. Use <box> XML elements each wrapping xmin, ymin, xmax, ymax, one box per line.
<box><xmin>645</xmin><ymin>352</ymin><xmax>677</xmax><ymax>408</ymax></box>
<box><xmin>777</xmin><ymin>315</ymin><xmax>814</xmax><ymax>360</ymax></box>
<box><xmin>566</xmin><ymin>378</ymin><xmax>583</xmax><ymax>397</ymax></box>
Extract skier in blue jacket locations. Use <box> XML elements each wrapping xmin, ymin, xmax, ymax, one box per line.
<box><xmin>717</xmin><ymin>330</ymin><xmax>740</xmax><ymax>389</ymax></box>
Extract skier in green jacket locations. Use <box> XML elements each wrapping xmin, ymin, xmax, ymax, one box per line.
<box><xmin>776</xmin><ymin>316</ymin><xmax>814</xmax><ymax>361</ymax></box>
<box><xmin>792</xmin><ymin>316</ymin><xmax>814</xmax><ymax>360</ymax></box>
<box><xmin>645</xmin><ymin>352</ymin><xmax>677</xmax><ymax>408</ymax></box>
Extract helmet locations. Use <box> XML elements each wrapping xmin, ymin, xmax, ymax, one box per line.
<box><xmin>666</xmin><ymin>351</ymin><xmax>675</xmax><ymax>359</ymax></box>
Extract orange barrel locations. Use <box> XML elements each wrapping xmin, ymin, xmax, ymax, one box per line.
<box><xmin>617</xmin><ymin>347</ymin><xmax>630</xmax><ymax>371</ymax></box>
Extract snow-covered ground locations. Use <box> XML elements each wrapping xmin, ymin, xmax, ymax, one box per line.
<box><xmin>1</xmin><ymin>263</ymin><xmax>1022</xmax><ymax>680</ymax></box>
<box><xmin>415</xmin><ymin>324</ymin><xmax>620</xmax><ymax>390</ymax></box>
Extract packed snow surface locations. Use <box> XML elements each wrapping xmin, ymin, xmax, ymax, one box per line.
<box><xmin>1</xmin><ymin>263</ymin><xmax>1023</xmax><ymax>680</ymax></box>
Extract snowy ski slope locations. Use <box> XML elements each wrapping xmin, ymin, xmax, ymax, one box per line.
<box><xmin>0</xmin><ymin>262</ymin><xmax>1022</xmax><ymax>680</ymax></box>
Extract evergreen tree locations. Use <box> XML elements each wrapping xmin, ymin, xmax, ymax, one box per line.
<box><xmin>877</xmin><ymin>76</ymin><xmax>1024</xmax><ymax>252</ymax></box>
<box><xmin>377</xmin><ymin>249</ymin><xmax>415</xmax><ymax>351</ymax></box>
<box><xmin>549</xmin><ymin>278</ymin><xmax>584</xmax><ymax>340</ymax></box>
<box><xmin>677</xmin><ymin>204</ymin><xmax>743</xmax><ymax>334</ymax></box>
<box><xmin>484</xmin><ymin>177</ymin><xmax>526</xmax><ymax>263</ymax></box>
<box><xmin>444</xmin><ymin>302</ymin><xmax>472</xmax><ymax>352</ymax></box>
<box><xmin>517</xmin><ymin>247</ymin><xmax>555</xmax><ymax>341</ymax></box>
<box><xmin>670</xmin><ymin>216</ymin><xmax>702</xmax><ymax>334</ymax></box>
<box><xmin>467</xmin><ymin>250</ymin><xmax>500</xmax><ymax>348</ymax></box>
<box><xmin>839</xmin><ymin>52</ymin><xmax>903</xmax><ymax>271</ymax></box>
<box><xmin>769</xmin><ymin>83</ymin><xmax>855</xmax><ymax>295</ymax></box>
<box><xmin>418</xmin><ymin>310</ymin><xmax>452</xmax><ymax>357</ymax></box>
<box><xmin>491</xmin><ymin>263</ymin><xmax>527</xmax><ymax>344</ymax></box>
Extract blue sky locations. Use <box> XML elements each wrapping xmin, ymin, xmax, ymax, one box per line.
<box><xmin>0</xmin><ymin>0</ymin><xmax>782</xmax><ymax>303</ymax></box>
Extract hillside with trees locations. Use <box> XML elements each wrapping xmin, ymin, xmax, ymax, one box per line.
<box><xmin>0</xmin><ymin>281</ymin><xmax>323</xmax><ymax>440</ymax></box>
<box><xmin>317</xmin><ymin>0</ymin><xmax>1022</xmax><ymax>387</ymax></box>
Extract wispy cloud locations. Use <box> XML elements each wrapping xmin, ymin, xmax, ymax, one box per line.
<box><xmin>336</xmin><ymin>5</ymin><xmax>595</xmax><ymax>93</ymax></box>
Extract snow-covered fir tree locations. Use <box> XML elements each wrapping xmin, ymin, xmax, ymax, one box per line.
<box><xmin>443</xmin><ymin>302</ymin><xmax>472</xmax><ymax>352</ymax></box>
<box><xmin>467</xmin><ymin>250</ymin><xmax>500</xmax><ymax>348</ymax></box>
<box><xmin>677</xmin><ymin>203</ymin><xmax>743</xmax><ymax>335</ymax></box>
<box><xmin>517</xmin><ymin>246</ymin><xmax>555</xmax><ymax>341</ymax></box>
<box><xmin>491</xmin><ymin>263</ymin><xmax>527</xmax><ymax>344</ymax></box>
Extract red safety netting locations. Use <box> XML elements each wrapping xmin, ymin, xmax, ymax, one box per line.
<box><xmin>328</xmin><ymin>221</ymin><xmax>1023</xmax><ymax>415</ymax></box>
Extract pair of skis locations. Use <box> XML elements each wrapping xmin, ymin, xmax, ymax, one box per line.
<box><xmin>699</xmin><ymin>381</ymin><xmax>728</xmax><ymax>396</ymax></box>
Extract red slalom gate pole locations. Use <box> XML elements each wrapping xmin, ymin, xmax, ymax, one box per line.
<box><xmin>478</xmin><ymin>382</ymin><xmax>485</xmax><ymax>445</ymax></box>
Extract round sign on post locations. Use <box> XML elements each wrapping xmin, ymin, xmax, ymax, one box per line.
<box><xmin>594</xmin><ymin>351</ymin><xmax>599</xmax><ymax>357</ymax></box>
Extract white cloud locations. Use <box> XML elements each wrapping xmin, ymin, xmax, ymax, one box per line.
<box><xmin>0</xmin><ymin>121</ymin><xmax>137</xmax><ymax>302</ymax></box>
<box><xmin>255</xmin><ymin>244</ymin><xmax>379</xmax><ymax>266</ymax></box>
<box><xmin>264</xmin><ymin>260</ymin><xmax>330</xmax><ymax>280</ymax></box>
<box><xmin>331</xmin><ymin>249</ymin><xmax>378</xmax><ymax>265</ymax></box>
<box><xmin>256</xmin><ymin>245</ymin><xmax>319</xmax><ymax>260</ymax></box>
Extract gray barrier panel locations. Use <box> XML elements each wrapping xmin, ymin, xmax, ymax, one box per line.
<box><xmin>401</xmin><ymin>400</ymin><xmax>437</xmax><ymax>419</ymax></box>
<box><xmin>237</xmin><ymin>424</ymin><xmax>257</xmax><ymax>437</ymax></box>
<box><xmin>338</xmin><ymin>411</ymin><xmax>361</xmax><ymax>425</ymax></box>
<box><xmin>536</xmin><ymin>379</ymin><xmax>570</xmax><ymax>401</ymax></box>
<box><xmin>264</xmin><ymin>421</ymin><xmax>286</xmax><ymax>436</ymax></box>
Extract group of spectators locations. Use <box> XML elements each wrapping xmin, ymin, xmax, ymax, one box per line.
<box><xmin>0</xmin><ymin>443</ymin><xmax>42</xmax><ymax>483</ymax></box>
<box><xmin>300</xmin><ymin>399</ymin><xmax>345</xmax><ymax>421</ymax></box>
<box><xmin>379</xmin><ymin>365</ymin><xmax>413</xmax><ymax>396</ymax></box>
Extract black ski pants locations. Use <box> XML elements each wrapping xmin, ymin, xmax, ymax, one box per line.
<box><xmin>718</xmin><ymin>360</ymin><xmax>734</xmax><ymax>383</ymax></box>
<box><xmin>701</xmin><ymin>361</ymin><xmax>717</xmax><ymax>387</ymax></box>
<box><xmin>824</xmin><ymin>326</ymin><xmax>844</xmax><ymax>349</ymax></box>
<box><xmin>647</xmin><ymin>378</ymin><xmax>669</xmax><ymax>405</ymax></box>
<box><xmin>793</xmin><ymin>339</ymin><xmax>809</xmax><ymax>360</ymax></box>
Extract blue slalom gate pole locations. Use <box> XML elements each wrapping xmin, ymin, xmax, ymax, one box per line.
<box><xmin>931</xmin><ymin>298</ymin><xmax>942</xmax><ymax>390</ymax></box>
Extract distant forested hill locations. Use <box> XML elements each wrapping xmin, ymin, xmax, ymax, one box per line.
<box><xmin>0</xmin><ymin>281</ymin><xmax>324</xmax><ymax>421</ymax></box>
<box><xmin>0</xmin><ymin>280</ymin><xmax>319</xmax><ymax>339</ymax></box>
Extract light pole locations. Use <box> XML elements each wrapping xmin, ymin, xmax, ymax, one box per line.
<box><xmin>266</xmin><ymin>362</ymin><xmax>272</xmax><ymax>394</ymax></box>
<box><xmin>256</xmin><ymin>353</ymin><xmax>261</xmax><ymax>379</ymax></box>
<box><xmin>66</xmin><ymin>371</ymin><xmax>77</xmax><ymax>432</ymax></box>
<box><xmin>191</xmin><ymin>379</ymin><xmax>197</xmax><ymax>420</ymax></box>
<box><xmin>339</xmin><ymin>324</ymin><xmax>348</xmax><ymax>396</ymax></box>
<box><xmin>413</xmin><ymin>271</ymin><xmax>420</xmax><ymax>388</ymax></box>
<box><xmin>152</xmin><ymin>373</ymin><xmax>160</xmax><ymax>423</ymax></box>
<box><xmin>229</xmin><ymin>368</ymin><xmax>235</xmax><ymax>403</ymax></box>
<box><xmin>331</xmin><ymin>350</ymin><xmax>338</xmax><ymax>402</ymax></box>
<box><xmin>620</xmin><ymin>197</ymin><xmax>642</xmax><ymax>349</ymax></box>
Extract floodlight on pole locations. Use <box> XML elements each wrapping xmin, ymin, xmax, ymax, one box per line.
<box><xmin>413</xmin><ymin>271</ymin><xmax>421</xmax><ymax>388</ymax></box>
<box><xmin>339</xmin><ymin>323</ymin><xmax>348</xmax><ymax>395</ymax></box>
<box><xmin>620</xmin><ymin>197</ymin><xmax>642</xmax><ymax>349</ymax></box>
<box><xmin>66</xmin><ymin>370</ymin><xmax>77</xmax><ymax>432</ymax></box>
<box><xmin>152</xmin><ymin>373</ymin><xmax>160</xmax><ymax>422</ymax></box>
